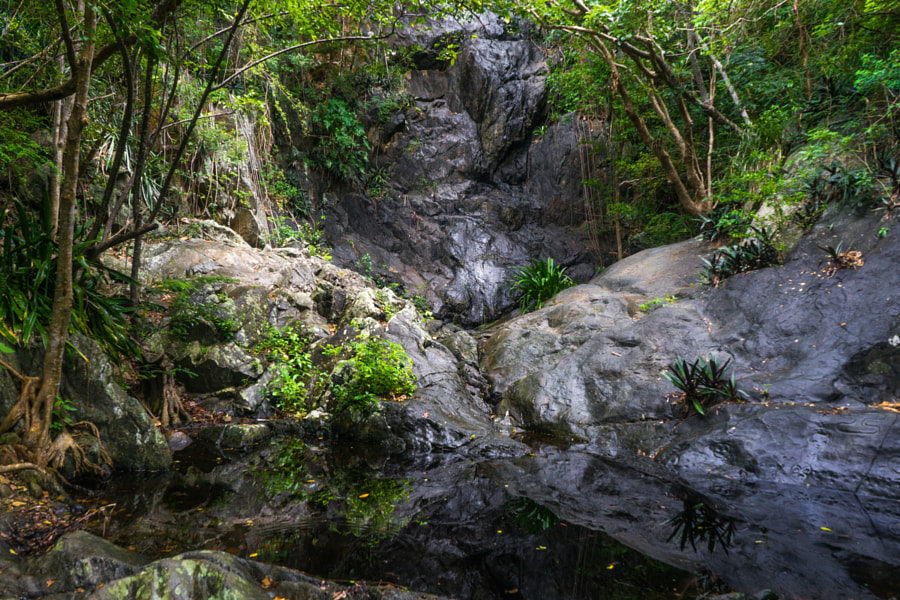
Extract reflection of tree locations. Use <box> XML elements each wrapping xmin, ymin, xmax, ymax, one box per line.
<box><xmin>509</xmin><ymin>497</ymin><xmax>559</xmax><ymax>534</ymax></box>
<box><xmin>664</xmin><ymin>496</ymin><xmax>737</xmax><ymax>554</ymax></box>
<box><xmin>255</xmin><ymin>439</ymin><xmax>411</xmax><ymax>543</ymax></box>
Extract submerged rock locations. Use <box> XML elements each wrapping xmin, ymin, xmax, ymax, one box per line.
<box><xmin>0</xmin><ymin>530</ymin><xmax>450</xmax><ymax>600</ymax></box>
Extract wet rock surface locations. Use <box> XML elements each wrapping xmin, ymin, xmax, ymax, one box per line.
<box><xmin>0</xmin><ymin>529</ymin><xmax>450</xmax><ymax>600</ymax></box>
<box><xmin>320</xmin><ymin>15</ymin><xmax>601</xmax><ymax>325</ymax></box>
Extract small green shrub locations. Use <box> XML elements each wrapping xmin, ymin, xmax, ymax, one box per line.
<box><xmin>638</xmin><ymin>295</ymin><xmax>677</xmax><ymax>313</ymax></box>
<box><xmin>696</xmin><ymin>207</ymin><xmax>754</xmax><ymax>243</ymax></box>
<box><xmin>264</xmin><ymin>215</ymin><xmax>331</xmax><ymax>259</ymax></box>
<box><xmin>334</xmin><ymin>334</ymin><xmax>416</xmax><ymax>414</ymax></box>
<box><xmin>255</xmin><ymin>322</ymin><xmax>319</xmax><ymax>414</ymax></box>
<box><xmin>508</xmin><ymin>257</ymin><xmax>576</xmax><ymax>313</ymax></box>
<box><xmin>662</xmin><ymin>354</ymin><xmax>746</xmax><ymax>417</ymax></box>
<box><xmin>50</xmin><ymin>396</ymin><xmax>77</xmax><ymax>436</ymax></box>
<box><xmin>153</xmin><ymin>277</ymin><xmax>241</xmax><ymax>341</ymax></box>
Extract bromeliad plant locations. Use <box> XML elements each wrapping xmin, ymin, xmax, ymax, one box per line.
<box><xmin>699</xmin><ymin>228</ymin><xmax>779</xmax><ymax>287</ymax></box>
<box><xmin>508</xmin><ymin>257</ymin><xmax>576</xmax><ymax>313</ymax></box>
<box><xmin>662</xmin><ymin>354</ymin><xmax>746</xmax><ymax>417</ymax></box>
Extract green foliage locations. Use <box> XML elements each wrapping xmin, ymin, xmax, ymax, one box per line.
<box><xmin>407</xmin><ymin>294</ymin><xmax>433</xmax><ymax>320</ymax></box>
<box><xmin>509</xmin><ymin>497</ymin><xmax>559</xmax><ymax>534</ymax></box>
<box><xmin>255</xmin><ymin>322</ymin><xmax>319</xmax><ymax>414</ymax></box>
<box><xmin>697</xmin><ymin>207</ymin><xmax>754</xmax><ymax>243</ymax></box>
<box><xmin>855</xmin><ymin>49</ymin><xmax>900</xmax><ymax>97</ymax></box>
<box><xmin>49</xmin><ymin>396</ymin><xmax>77</xmax><ymax>437</ymax></box>
<box><xmin>638</xmin><ymin>295</ymin><xmax>677</xmax><ymax>313</ymax></box>
<box><xmin>699</xmin><ymin>229</ymin><xmax>779</xmax><ymax>287</ymax></box>
<box><xmin>508</xmin><ymin>257</ymin><xmax>576</xmax><ymax>314</ymax></box>
<box><xmin>333</xmin><ymin>334</ymin><xmax>416</xmax><ymax>414</ymax></box>
<box><xmin>0</xmin><ymin>199</ymin><xmax>136</xmax><ymax>358</ymax></box>
<box><xmin>662</xmin><ymin>355</ymin><xmax>747</xmax><ymax>417</ymax></box>
<box><xmin>152</xmin><ymin>277</ymin><xmax>241</xmax><ymax>341</ymax></box>
<box><xmin>307</xmin><ymin>98</ymin><xmax>370</xmax><ymax>183</ymax></box>
<box><xmin>0</xmin><ymin>109</ymin><xmax>51</xmax><ymax>192</ymax></box>
<box><xmin>264</xmin><ymin>214</ymin><xmax>332</xmax><ymax>259</ymax></box>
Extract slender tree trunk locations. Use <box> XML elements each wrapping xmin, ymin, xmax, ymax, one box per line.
<box><xmin>49</xmin><ymin>57</ymin><xmax>72</xmax><ymax>241</ymax></box>
<box><xmin>28</xmin><ymin>1</ymin><xmax>96</xmax><ymax>453</ymax></box>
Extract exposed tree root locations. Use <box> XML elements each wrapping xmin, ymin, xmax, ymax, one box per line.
<box><xmin>0</xmin><ymin>359</ymin><xmax>111</xmax><ymax>482</ymax></box>
<box><xmin>144</xmin><ymin>356</ymin><xmax>190</xmax><ymax>429</ymax></box>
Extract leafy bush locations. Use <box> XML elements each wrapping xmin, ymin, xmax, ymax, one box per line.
<box><xmin>264</xmin><ymin>214</ymin><xmax>332</xmax><ymax>259</ymax></box>
<box><xmin>255</xmin><ymin>322</ymin><xmax>318</xmax><ymax>414</ymax></box>
<box><xmin>508</xmin><ymin>257</ymin><xmax>576</xmax><ymax>313</ymax></box>
<box><xmin>662</xmin><ymin>354</ymin><xmax>746</xmax><ymax>417</ymax></box>
<box><xmin>0</xmin><ymin>198</ymin><xmax>136</xmax><ymax>358</ymax></box>
<box><xmin>307</xmin><ymin>98</ymin><xmax>370</xmax><ymax>183</ymax></box>
<box><xmin>334</xmin><ymin>334</ymin><xmax>416</xmax><ymax>413</ymax></box>
<box><xmin>696</xmin><ymin>206</ymin><xmax>755</xmax><ymax>243</ymax></box>
<box><xmin>699</xmin><ymin>229</ymin><xmax>779</xmax><ymax>287</ymax></box>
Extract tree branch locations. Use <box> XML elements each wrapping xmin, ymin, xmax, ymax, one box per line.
<box><xmin>53</xmin><ymin>0</ymin><xmax>77</xmax><ymax>71</ymax></box>
<box><xmin>213</xmin><ymin>31</ymin><xmax>392</xmax><ymax>92</ymax></box>
<box><xmin>0</xmin><ymin>0</ymin><xmax>176</xmax><ymax>110</ymax></box>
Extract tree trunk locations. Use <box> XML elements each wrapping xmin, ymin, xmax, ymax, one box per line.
<box><xmin>27</xmin><ymin>1</ymin><xmax>96</xmax><ymax>454</ymax></box>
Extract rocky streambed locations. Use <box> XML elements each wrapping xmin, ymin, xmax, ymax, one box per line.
<box><xmin>1</xmin><ymin>205</ymin><xmax>899</xmax><ymax>599</ymax></box>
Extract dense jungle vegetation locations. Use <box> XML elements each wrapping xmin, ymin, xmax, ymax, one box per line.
<box><xmin>0</xmin><ymin>0</ymin><xmax>897</xmax><ymax>474</ymax></box>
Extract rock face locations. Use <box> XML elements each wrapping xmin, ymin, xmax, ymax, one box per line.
<box><xmin>482</xmin><ymin>207</ymin><xmax>900</xmax><ymax>436</ymax></box>
<box><xmin>480</xmin><ymin>208</ymin><xmax>900</xmax><ymax>598</ymax></box>
<box><xmin>139</xmin><ymin>236</ymin><xmax>524</xmax><ymax>455</ymax></box>
<box><xmin>315</xmin><ymin>14</ymin><xmax>603</xmax><ymax>325</ymax></box>
<box><xmin>482</xmin><ymin>238</ymin><xmax>717</xmax><ymax>437</ymax></box>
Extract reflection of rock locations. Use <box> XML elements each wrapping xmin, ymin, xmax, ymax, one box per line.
<box><xmin>52</xmin><ymin>435</ymin><xmax>895</xmax><ymax>600</ymax></box>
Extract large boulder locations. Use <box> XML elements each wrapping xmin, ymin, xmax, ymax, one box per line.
<box><xmin>483</xmin><ymin>207</ymin><xmax>900</xmax><ymax>436</ymax></box>
<box><xmin>482</xmin><ymin>239</ymin><xmax>716</xmax><ymax>437</ymax></box>
<box><xmin>60</xmin><ymin>336</ymin><xmax>173</xmax><ymax>472</ymax></box>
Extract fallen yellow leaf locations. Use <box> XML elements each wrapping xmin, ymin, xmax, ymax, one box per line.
<box><xmin>358</xmin><ymin>493</ymin><xmax>369</xmax><ymax>498</ymax></box>
<box><xmin>249</xmin><ymin>553</ymin><xmax>258</xmax><ymax>558</ymax></box>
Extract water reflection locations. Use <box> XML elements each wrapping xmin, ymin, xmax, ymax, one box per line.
<box><xmin>83</xmin><ymin>434</ymin><xmax>900</xmax><ymax>599</ymax></box>
<box><xmin>663</xmin><ymin>493</ymin><xmax>737</xmax><ymax>554</ymax></box>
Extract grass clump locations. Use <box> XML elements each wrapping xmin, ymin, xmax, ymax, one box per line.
<box><xmin>508</xmin><ymin>257</ymin><xmax>576</xmax><ymax>313</ymax></box>
<box><xmin>699</xmin><ymin>229</ymin><xmax>779</xmax><ymax>287</ymax></box>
